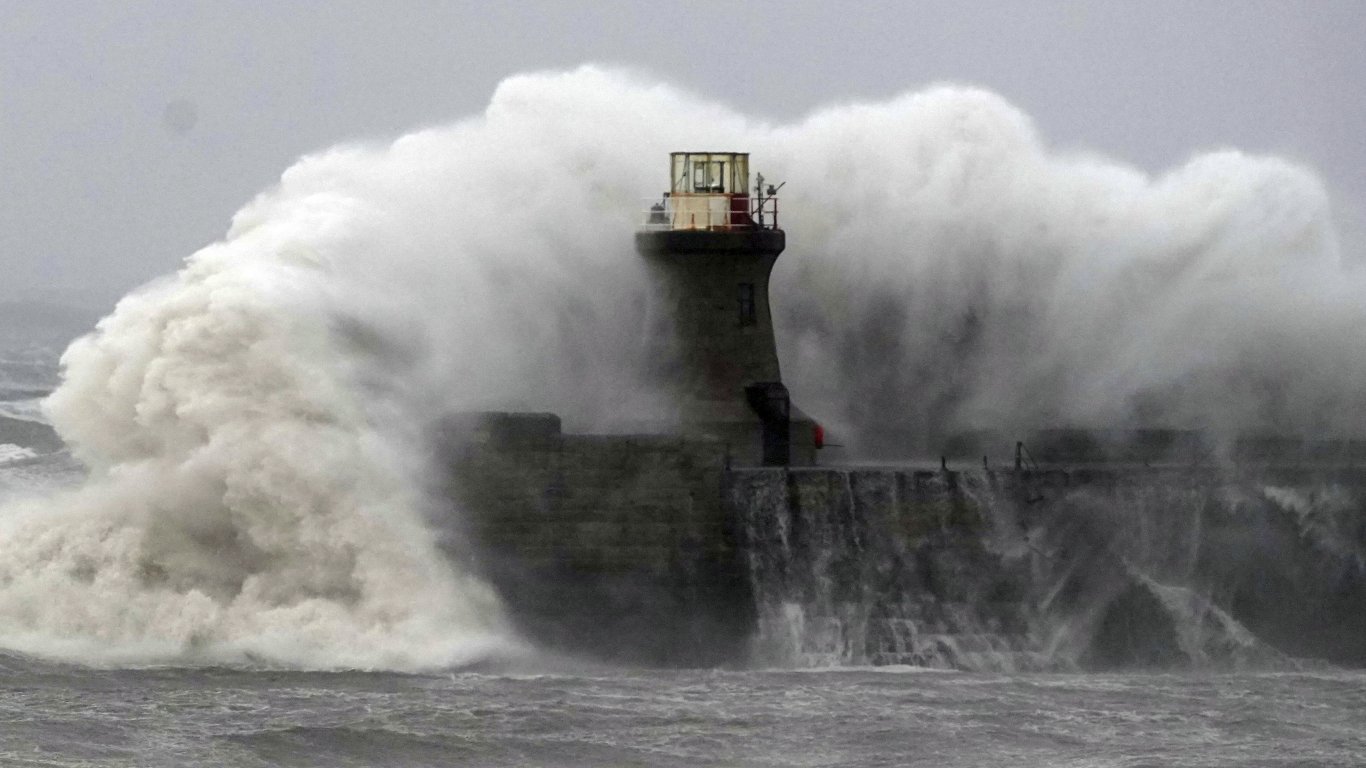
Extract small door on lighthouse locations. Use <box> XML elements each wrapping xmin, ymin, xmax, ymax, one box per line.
<box><xmin>746</xmin><ymin>382</ymin><xmax>792</xmax><ymax>466</ymax></box>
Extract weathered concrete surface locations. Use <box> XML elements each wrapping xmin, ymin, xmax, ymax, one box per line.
<box><xmin>1020</xmin><ymin>466</ymin><xmax>1366</xmax><ymax>667</ymax></box>
<box><xmin>440</xmin><ymin>415</ymin><xmax>1366</xmax><ymax>669</ymax></box>
<box><xmin>729</xmin><ymin>465</ymin><xmax>1366</xmax><ymax>669</ymax></box>
<box><xmin>635</xmin><ymin>228</ymin><xmax>818</xmax><ymax>467</ymax></box>
<box><xmin>438</xmin><ymin>413</ymin><xmax>750</xmax><ymax>666</ymax></box>
<box><xmin>440</xmin><ymin>413</ymin><xmax>1036</xmax><ymax>669</ymax></box>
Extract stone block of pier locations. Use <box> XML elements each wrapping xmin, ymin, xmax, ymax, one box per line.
<box><xmin>436</xmin><ymin>412</ymin><xmax>748</xmax><ymax>666</ymax></box>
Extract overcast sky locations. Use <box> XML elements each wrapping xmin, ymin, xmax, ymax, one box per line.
<box><xmin>3</xmin><ymin>0</ymin><xmax>1364</xmax><ymax>308</ymax></box>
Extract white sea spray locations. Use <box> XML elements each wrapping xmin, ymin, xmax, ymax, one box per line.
<box><xmin>0</xmin><ymin>66</ymin><xmax>1358</xmax><ymax>667</ymax></box>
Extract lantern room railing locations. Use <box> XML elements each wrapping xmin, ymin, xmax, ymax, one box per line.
<box><xmin>640</xmin><ymin>194</ymin><xmax>779</xmax><ymax>232</ymax></box>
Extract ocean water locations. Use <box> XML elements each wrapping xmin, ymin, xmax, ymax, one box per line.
<box><xmin>0</xmin><ymin>344</ymin><xmax>56</xmax><ymax>425</ymax></box>
<box><xmin>0</xmin><ymin>341</ymin><xmax>60</xmax><ymax>483</ymax></box>
<box><xmin>1</xmin><ymin>661</ymin><xmax>1363</xmax><ymax>767</ymax></box>
<box><xmin>3</xmin><ymin>338</ymin><xmax>1366</xmax><ymax>766</ymax></box>
<box><xmin>0</xmin><ymin>339</ymin><xmax>81</xmax><ymax>504</ymax></box>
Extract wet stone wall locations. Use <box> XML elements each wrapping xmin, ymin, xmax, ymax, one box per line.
<box><xmin>438</xmin><ymin>413</ymin><xmax>750</xmax><ymax>666</ymax></box>
<box><xmin>440</xmin><ymin>415</ymin><xmax>1366</xmax><ymax>670</ymax></box>
<box><xmin>731</xmin><ymin>465</ymin><xmax>1366</xmax><ymax>671</ymax></box>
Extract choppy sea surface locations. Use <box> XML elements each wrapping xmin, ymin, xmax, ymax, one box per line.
<box><xmin>2</xmin><ymin>662</ymin><xmax>1365</xmax><ymax>767</ymax></box>
<box><xmin>0</xmin><ymin>335</ymin><xmax>81</xmax><ymax>503</ymax></box>
<box><xmin>3</xmin><ymin>330</ymin><xmax>1366</xmax><ymax>767</ymax></box>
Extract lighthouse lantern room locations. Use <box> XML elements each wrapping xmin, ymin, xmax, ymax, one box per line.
<box><xmin>647</xmin><ymin>151</ymin><xmax>778</xmax><ymax>231</ymax></box>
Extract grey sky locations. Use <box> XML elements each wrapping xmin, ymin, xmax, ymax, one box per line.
<box><xmin>3</xmin><ymin>0</ymin><xmax>1364</xmax><ymax>308</ymax></box>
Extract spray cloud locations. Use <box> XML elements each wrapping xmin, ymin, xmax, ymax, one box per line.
<box><xmin>0</xmin><ymin>66</ymin><xmax>1359</xmax><ymax>667</ymax></box>
<box><xmin>768</xmin><ymin>89</ymin><xmax>1357</xmax><ymax>449</ymax></box>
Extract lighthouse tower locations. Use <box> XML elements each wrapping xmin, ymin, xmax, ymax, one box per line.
<box><xmin>636</xmin><ymin>151</ymin><xmax>816</xmax><ymax>466</ymax></box>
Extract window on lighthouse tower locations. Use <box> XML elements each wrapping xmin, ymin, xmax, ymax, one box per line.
<box><xmin>738</xmin><ymin>283</ymin><xmax>756</xmax><ymax>326</ymax></box>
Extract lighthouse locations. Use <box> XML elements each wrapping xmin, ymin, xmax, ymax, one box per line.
<box><xmin>636</xmin><ymin>151</ymin><xmax>816</xmax><ymax>466</ymax></box>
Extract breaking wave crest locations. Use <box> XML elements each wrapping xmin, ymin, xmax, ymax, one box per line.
<box><xmin>0</xmin><ymin>216</ymin><xmax>508</xmax><ymax>669</ymax></box>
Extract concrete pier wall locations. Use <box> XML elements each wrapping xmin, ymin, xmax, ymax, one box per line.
<box><xmin>438</xmin><ymin>414</ymin><xmax>1366</xmax><ymax>669</ymax></box>
<box><xmin>438</xmin><ymin>413</ymin><xmax>749</xmax><ymax>665</ymax></box>
<box><xmin>729</xmin><ymin>465</ymin><xmax>1366</xmax><ymax>669</ymax></box>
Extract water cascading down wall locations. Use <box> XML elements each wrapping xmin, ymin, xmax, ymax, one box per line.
<box><xmin>731</xmin><ymin>463</ymin><xmax>1366</xmax><ymax>670</ymax></box>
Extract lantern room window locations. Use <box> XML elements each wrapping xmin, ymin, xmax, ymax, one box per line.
<box><xmin>692</xmin><ymin>161</ymin><xmax>708</xmax><ymax>192</ymax></box>
<box><xmin>672</xmin><ymin>152</ymin><xmax>749</xmax><ymax>196</ymax></box>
